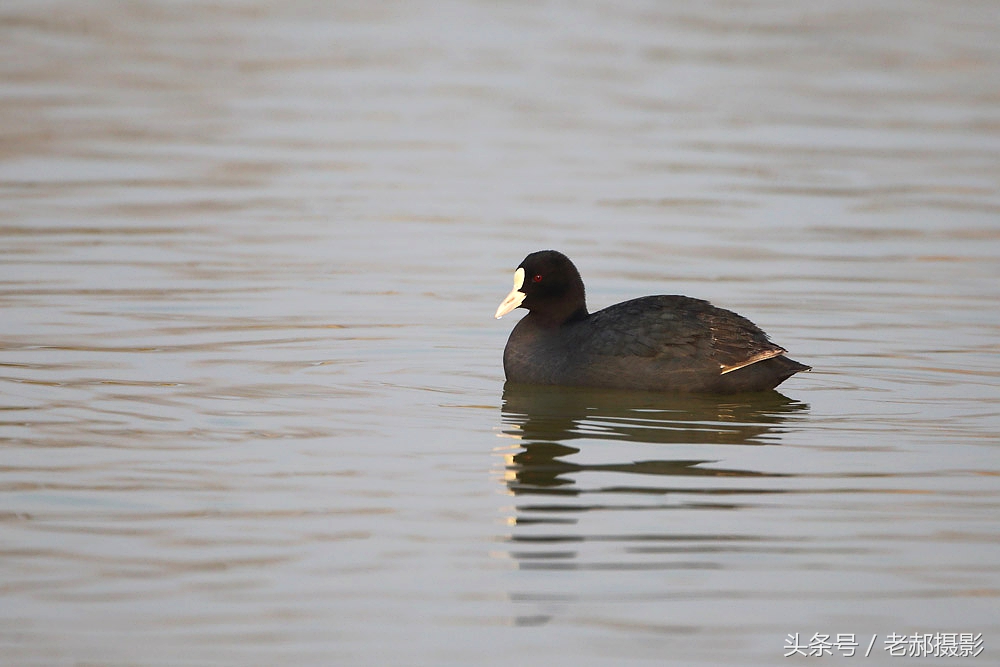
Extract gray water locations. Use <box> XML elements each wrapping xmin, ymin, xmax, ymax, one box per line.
<box><xmin>2</xmin><ymin>1</ymin><xmax>999</xmax><ymax>665</ymax></box>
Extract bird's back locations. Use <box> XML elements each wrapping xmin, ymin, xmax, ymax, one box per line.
<box><xmin>504</xmin><ymin>295</ymin><xmax>807</xmax><ymax>392</ymax></box>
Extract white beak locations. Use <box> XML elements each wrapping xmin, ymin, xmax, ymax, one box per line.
<box><xmin>494</xmin><ymin>268</ymin><xmax>526</xmax><ymax>319</ymax></box>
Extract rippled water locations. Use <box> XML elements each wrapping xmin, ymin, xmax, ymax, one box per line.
<box><xmin>2</xmin><ymin>1</ymin><xmax>999</xmax><ymax>665</ymax></box>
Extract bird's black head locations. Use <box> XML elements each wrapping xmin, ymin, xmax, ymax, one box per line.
<box><xmin>495</xmin><ymin>250</ymin><xmax>588</xmax><ymax>326</ymax></box>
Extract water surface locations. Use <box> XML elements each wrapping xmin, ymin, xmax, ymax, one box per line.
<box><xmin>2</xmin><ymin>1</ymin><xmax>999</xmax><ymax>665</ymax></box>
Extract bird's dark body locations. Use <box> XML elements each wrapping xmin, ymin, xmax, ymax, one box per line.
<box><xmin>504</xmin><ymin>295</ymin><xmax>808</xmax><ymax>393</ymax></box>
<box><xmin>496</xmin><ymin>251</ymin><xmax>810</xmax><ymax>394</ymax></box>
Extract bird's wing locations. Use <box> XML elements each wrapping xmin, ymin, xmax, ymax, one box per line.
<box><xmin>574</xmin><ymin>295</ymin><xmax>786</xmax><ymax>372</ymax></box>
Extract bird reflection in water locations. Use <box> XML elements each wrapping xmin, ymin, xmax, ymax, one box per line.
<box><xmin>499</xmin><ymin>382</ymin><xmax>809</xmax><ymax>499</ymax></box>
<box><xmin>496</xmin><ymin>384</ymin><xmax>810</xmax><ymax>625</ymax></box>
<box><xmin>502</xmin><ymin>383</ymin><xmax>808</xmax><ymax>494</ymax></box>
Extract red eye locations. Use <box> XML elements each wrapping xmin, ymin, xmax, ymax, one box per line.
<box><xmin>532</xmin><ymin>274</ymin><xmax>543</xmax><ymax>283</ymax></box>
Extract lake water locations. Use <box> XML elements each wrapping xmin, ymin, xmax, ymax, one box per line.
<box><xmin>1</xmin><ymin>1</ymin><xmax>998</xmax><ymax>665</ymax></box>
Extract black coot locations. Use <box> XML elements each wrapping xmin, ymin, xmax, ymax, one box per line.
<box><xmin>495</xmin><ymin>250</ymin><xmax>810</xmax><ymax>393</ymax></box>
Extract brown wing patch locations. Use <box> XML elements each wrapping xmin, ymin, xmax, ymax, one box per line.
<box><xmin>702</xmin><ymin>306</ymin><xmax>787</xmax><ymax>375</ymax></box>
<box><xmin>719</xmin><ymin>348</ymin><xmax>786</xmax><ymax>374</ymax></box>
